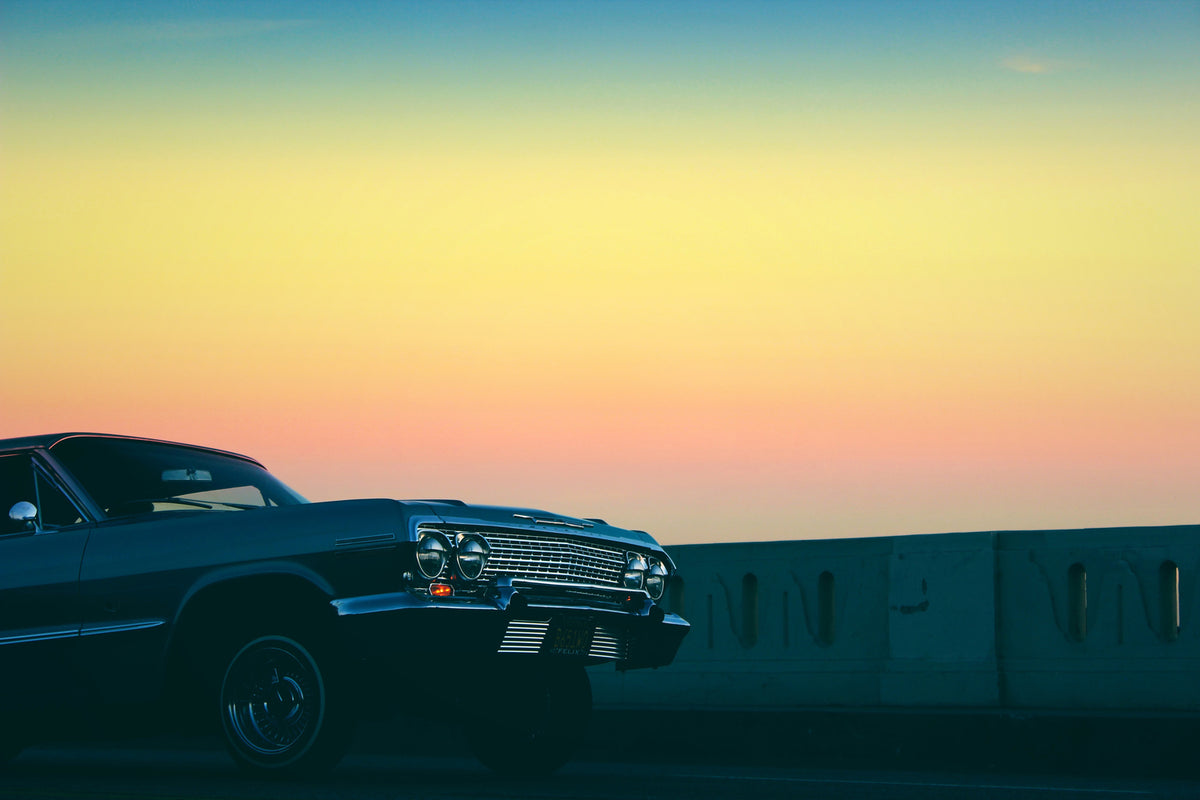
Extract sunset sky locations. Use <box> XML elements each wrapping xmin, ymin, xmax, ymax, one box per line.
<box><xmin>3</xmin><ymin>1</ymin><xmax>1198</xmax><ymax>544</ymax></box>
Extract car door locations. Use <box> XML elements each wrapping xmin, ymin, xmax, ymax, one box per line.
<box><xmin>0</xmin><ymin>452</ymin><xmax>92</xmax><ymax>710</ymax></box>
<box><xmin>74</xmin><ymin>512</ymin><xmax>194</xmax><ymax>704</ymax></box>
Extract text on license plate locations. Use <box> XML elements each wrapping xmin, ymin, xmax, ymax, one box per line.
<box><xmin>542</xmin><ymin>619</ymin><xmax>594</xmax><ymax>657</ymax></box>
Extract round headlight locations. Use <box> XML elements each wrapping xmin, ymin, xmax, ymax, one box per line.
<box><xmin>456</xmin><ymin>534</ymin><xmax>491</xmax><ymax>581</ymax></box>
<box><xmin>623</xmin><ymin>553</ymin><xmax>648</xmax><ymax>590</ymax></box>
<box><xmin>415</xmin><ymin>531</ymin><xmax>451</xmax><ymax>579</ymax></box>
<box><xmin>645</xmin><ymin>558</ymin><xmax>668</xmax><ymax>600</ymax></box>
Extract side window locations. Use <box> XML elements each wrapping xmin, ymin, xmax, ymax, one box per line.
<box><xmin>0</xmin><ymin>454</ymin><xmax>85</xmax><ymax>534</ymax></box>
<box><xmin>0</xmin><ymin>454</ymin><xmax>38</xmax><ymax>535</ymax></box>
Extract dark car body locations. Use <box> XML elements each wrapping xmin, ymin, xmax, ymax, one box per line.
<box><xmin>0</xmin><ymin>433</ymin><xmax>688</xmax><ymax>774</ymax></box>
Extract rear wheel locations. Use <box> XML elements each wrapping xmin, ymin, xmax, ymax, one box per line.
<box><xmin>465</xmin><ymin>663</ymin><xmax>592</xmax><ymax>776</ymax></box>
<box><xmin>218</xmin><ymin>633</ymin><xmax>353</xmax><ymax>777</ymax></box>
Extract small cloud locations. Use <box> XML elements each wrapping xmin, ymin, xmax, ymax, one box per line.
<box><xmin>1001</xmin><ymin>54</ymin><xmax>1085</xmax><ymax>75</ymax></box>
<box><xmin>1003</xmin><ymin>55</ymin><xmax>1051</xmax><ymax>74</ymax></box>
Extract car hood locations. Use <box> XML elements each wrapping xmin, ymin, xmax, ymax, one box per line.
<box><xmin>412</xmin><ymin>499</ymin><xmax>664</xmax><ymax>553</ymax></box>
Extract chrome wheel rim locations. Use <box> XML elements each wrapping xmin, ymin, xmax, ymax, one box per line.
<box><xmin>222</xmin><ymin>638</ymin><xmax>321</xmax><ymax>757</ymax></box>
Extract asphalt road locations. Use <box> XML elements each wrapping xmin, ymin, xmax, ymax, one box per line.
<box><xmin>3</xmin><ymin>744</ymin><xmax>1197</xmax><ymax>800</ymax></box>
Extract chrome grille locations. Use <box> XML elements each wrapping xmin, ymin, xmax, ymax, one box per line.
<box><xmin>479</xmin><ymin>531</ymin><xmax>626</xmax><ymax>586</ymax></box>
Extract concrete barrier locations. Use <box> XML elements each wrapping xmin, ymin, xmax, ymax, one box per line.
<box><xmin>592</xmin><ymin>525</ymin><xmax>1200</xmax><ymax>715</ymax></box>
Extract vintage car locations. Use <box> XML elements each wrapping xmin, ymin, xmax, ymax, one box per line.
<box><xmin>0</xmin><ymin>433</ymin><xmax>688</xmax><ymax>776</ymax></box>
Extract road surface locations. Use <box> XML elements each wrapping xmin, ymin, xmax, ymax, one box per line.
<box><xmin>2</xmin><ymin>743</ymin><xmax>1195</xmax><ymax>800</ymax></box>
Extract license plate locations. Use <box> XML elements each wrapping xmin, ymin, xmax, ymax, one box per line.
<box><xmin>542</xmin><ymin>619</ymin><xmax>594</xmax><ymax>657</ymax></box>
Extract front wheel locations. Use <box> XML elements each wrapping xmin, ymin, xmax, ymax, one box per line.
<box><xmin>465</xmin><ymin>663</ymin><xmax>592</xmax><ymax>776</ymax></box>
<box><xmin>219</xmin><ymin>633</ymin><xmax>353</xmax><ymax>777</ymax></box>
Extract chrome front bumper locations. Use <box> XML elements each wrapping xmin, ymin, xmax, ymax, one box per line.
<box><xmin>331</xmin><ymin>577</ymin><xmax>689</xmax><ymax>671</ymax></box>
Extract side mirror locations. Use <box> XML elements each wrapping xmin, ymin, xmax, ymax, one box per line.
<box><xmin>8</xmin><ymin>501</ymin><xmax>38</xmax><ymax>531</ymax></box>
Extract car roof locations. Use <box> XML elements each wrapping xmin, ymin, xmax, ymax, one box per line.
<box><xmin>0</xmin><ymin>433</ymin><xmax>262</xmax><ymax>466</ymax></box>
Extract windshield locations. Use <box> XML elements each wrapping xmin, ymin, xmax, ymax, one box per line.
<box><xmin>50</xmin><ymin>437</ymin><xmax>306</xmax><ymax>518</ymax></box>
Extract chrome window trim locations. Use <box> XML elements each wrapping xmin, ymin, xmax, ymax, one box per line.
<box><xmin>32</xmin><ymin>458</ymin><xmax>91</xmax><ymax>528</ymax></box>
<box><xmin>33</xmin><ymin>450</ymin><xmax>103</xmax><ymax>522</ymax></box>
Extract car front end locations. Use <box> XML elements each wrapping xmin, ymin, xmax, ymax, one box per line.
<box><xmin>332</xmin><ymin>502</ymin><xmax>690</xmax><ymax>674</ymax></box>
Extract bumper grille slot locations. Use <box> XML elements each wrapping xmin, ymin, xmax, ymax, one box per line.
<box><xmin>498</xmin><ymin>620</ymin><xmax>550</xmax><ymax>654</ymax></box>
<box><xmin>590</xmin><ymin>625</ymin><xmax>627</xmax><ymax>660</ymax></box>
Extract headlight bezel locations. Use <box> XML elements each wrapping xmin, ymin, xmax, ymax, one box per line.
<box><xmin>456</xmin><ymin>533</ymin><xmax>491</xmax><ymax>581</ymax></box>
<box><xmin>623</xmin><ymin>552</ymin><xmax>648</xmax><ymax>590</ymax></box>
<box><xmin>645</xmin><ymin>557</ymin><xmax>668</xmax><ymax>600</ymax></box>
<box><xmin>415</xmin><ymin>530</ymin><xmax>452</xmax><ymax>579</ymax></box>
